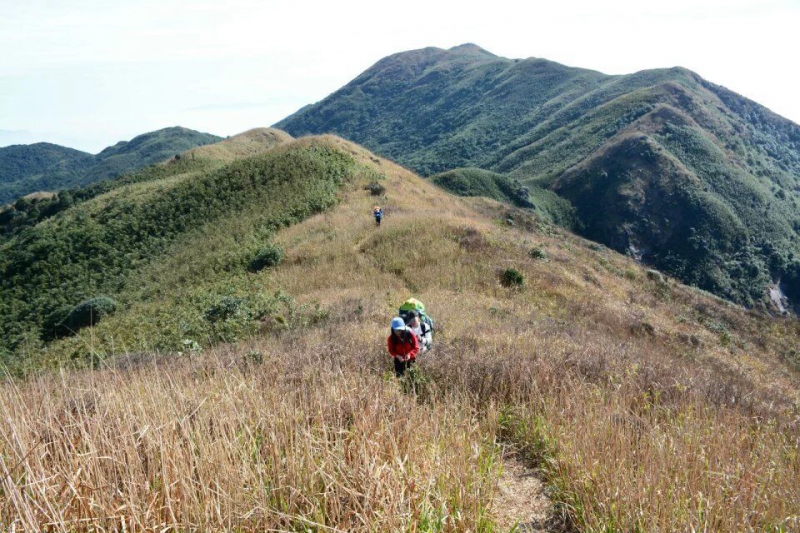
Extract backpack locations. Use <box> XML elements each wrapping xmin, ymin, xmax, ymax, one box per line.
<box><xmin>399</xmin><ymin>298</ymin><xmax>435</xmax><ymax>333</ymax></box>
<box><xmin>418</xmin><ymin>320</ymin><xmax>432</xmax><ymax>340</ymax></box>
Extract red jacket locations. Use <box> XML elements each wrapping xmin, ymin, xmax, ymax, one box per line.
<box><xmin>388</xmin><ymin>329</ymin><xmax>419</xmax><ymax>362</ymax></box>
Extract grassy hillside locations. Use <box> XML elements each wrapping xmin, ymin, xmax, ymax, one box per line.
<box><xmin>183</xmin><ymin>127</ymin><xmax>293</xmax><ymax>162</ymax></box>
<box><xmin>0</xmin><ymin>129</ymin><xmax>364</xmax><ymax>364</ymax></box>
<box><xmin>0</xmin><ymin>127</ymin><xmax>221</xmax><ymax>205</ymax></box>
<box><xmin>430</xmin><ymin>167</ymin><xmax>575</xmax><ymax>226</ymax></box>
<box><xmin>276</xmin><ymin>45</ymin><xmax>800</xmax><ymax>310</ymax></box>
<box><xmin>0</xmin><ymin>137</ymin><xmax>798</xmax><ymax>530</ymax></box>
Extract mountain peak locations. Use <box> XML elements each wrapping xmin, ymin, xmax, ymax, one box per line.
<box><xmin>448</xmin><ymin>43</ymin><xmax>497</xmax><ymax>57</ymax></box>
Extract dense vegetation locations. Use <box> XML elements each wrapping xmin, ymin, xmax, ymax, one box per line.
<box><xmin>0</xmin><ymin>135</ymin><xmax>358</xmax><ymax>367</ymax></box>
<box><xmin>430</xmin><ymin>167</ymin><xmax>575</xmax><ymax>227</ymax></box>
<box><xmin>277</xmin><ymin>44</ymin><xmax>800</xmax><ymax>309</ymax></box>
<box><xmin>0</xmin><ymin>143</ymin><xmax>95</xmax><ymax>203</ymax></box>
<box><xmin>0</xmin><ymin>126</ymin><xmax>220</xmax><ymax>204</ymax></box>
<box><xmin>0</xmin><ymin>129</ymin><xmax>289</xmax><ymax>240</ymax></box>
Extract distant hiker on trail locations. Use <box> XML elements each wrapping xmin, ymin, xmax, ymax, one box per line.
<box><xmin>373</xmin><ymin>206</ymin><xmax>383</xmax><ymax>227</ymax></box>
<box><xmin>388</xmin><ymin>317</ymin><xmax>419</xmax><ymax>377</ymax></box>
<box><xmin>406</xmin><ymin>310</ymin><xmax>432</xmax><ymax>353</ymax></box>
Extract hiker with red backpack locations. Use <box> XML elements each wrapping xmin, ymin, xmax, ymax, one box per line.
<box><xmin>388</xmin><ymin>317</ymin><xmax>419</xmax><ymax>377</ymax></box>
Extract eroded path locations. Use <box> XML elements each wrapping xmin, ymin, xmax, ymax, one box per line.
<box><xmin>493</xmin><ymin>455</ymin><xmax>565</xmax><ymax>533</ymax></box>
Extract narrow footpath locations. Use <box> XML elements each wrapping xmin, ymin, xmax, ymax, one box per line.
<box><xmin>493</xmin><ymin>455</ymin><xmax>566</xmax><ymax>532</ymax></box>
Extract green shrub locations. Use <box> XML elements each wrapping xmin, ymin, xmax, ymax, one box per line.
<box><xmin>243</xmin><ymin>350</ymin><xmax>264</xmax><ymax>366</ymax></box>
<box><xmin>645</xmin><ymin>269</ymin><xmax>665</xmax><ymax>283</ymax></box>
<box><xmin>249</xmin><ymin>244</ymin><xmax>284</xmax><ymax>272</ymax></box>
<box><xmin>501</xmin><ymin>268</ymin><xmax>525</xmax><ymax>288</ymax></box>
<box><xmin>203</xmin><ymin>297</ymin><xmax>247</xmax><ymax>323</ymax></box>
<box><xmin>529</xmin><ymin>246</ymin><xmax>548</xmax><ymax>260</ymax></box>
<box><xmin>65</xmin><ymin>296</ymin><xmax>117</xmax><ymax>332</ymax></box>
<box><xmin>365</xmin><ymin>181</ymin><xmax>386</xmax><ymax>196</ymax></box>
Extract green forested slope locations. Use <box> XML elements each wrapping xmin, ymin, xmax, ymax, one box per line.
<box><xmin>277</xmin><ymin>44</ymin><xmax>800</xmax><ymax>308</ymax></box>
<box><xmin>430</xmin><ymin>167</ymin><xmax>575</xmax><ymax>226</ymax></box>
<box><xmin>0</xmin><ymin>127</ymin><xmax>221</xmax><ymax>204</ymax></box>
<box><xmin>0</xmin><ymin>131</ymin><xmax>371</xmax><ymax>368</ymax></box>
<box><xmin>0</xmin><ymin>143</ymin><xmax>96</xmax><ymax>203</ymax></box>
<box><xmin>87</xmin><ymin>126</ymin><xmax>221</xmax><ymax>181</ymax></box>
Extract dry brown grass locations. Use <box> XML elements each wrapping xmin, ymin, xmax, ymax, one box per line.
<box><xmin>183</xmin><ymin>128</ymin><xmax>294</xmax><ymax>162</ymax></box>
<box><xmin>0</xmin><ymin>341</ymin><xmax>500</xmax><ymax>531</ymax></box>
<box><xmin>22</xmin><ymin>191</ymin><xmax>57</xmax><ymax>201</ymax></box>
<box><xmin>1</xmin><ymin>135</ymin><xmax>799</xmax><ymax>531</ymax></box>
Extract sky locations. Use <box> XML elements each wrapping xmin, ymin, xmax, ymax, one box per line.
<box><xmin>1</xmin><ymin>0</ymin><xmax>799</xmax><ymax>153</ymax></box>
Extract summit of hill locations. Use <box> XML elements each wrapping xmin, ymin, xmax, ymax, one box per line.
<box><xmin>184</xmin><ymin>128</ymin><xmax>294</xmax><ymax>162</ymax></box>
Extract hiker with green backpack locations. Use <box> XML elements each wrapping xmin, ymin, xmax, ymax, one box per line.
<box><xmin>398</xmin><ymin>298</ymin><xmax>434</xmax><ymax>352</ymax></box>
<box><xmin>387</xmin><ymin>298</ymin><xmax>435</xmax><ymax>377</ymax></box>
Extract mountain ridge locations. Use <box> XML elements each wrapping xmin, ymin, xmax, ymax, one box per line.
<box><xmin>0</xmin><ymin>126</ymin><xmax>221</xmax><ymax>204</ymax></box>
<box><xmin>276</xmin><ymin>44</ymin><xmax>800</xmax><ymax>309</ymax></box>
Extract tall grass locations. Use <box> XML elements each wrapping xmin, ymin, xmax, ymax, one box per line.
<box><xmin>0</xmin><ymin>341</ymin><xmax>500</xmax><ymax>531</ymax></box>
<box><xmin>426</xmin><ymin>341</ymin><xmax>800</xmax><ymax>531</ymax></box>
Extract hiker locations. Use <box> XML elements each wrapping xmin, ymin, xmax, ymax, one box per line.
<box><xmin>388</xmin><ymin>317</ymin><xmax>419</xmax><ymax>377</ymax></box>
<box><xmin>398</xmin><ymin>298</ymin><xmax>434</xmax><ymax>348</ymax></box>
<box><xmin>373</xmin><ymin>206</ymin><xmax>383</xmax><ymax>227</ymax></box>
<box><xmin>406</xmin><ymin>310</ymin><xmax>432</xmax><ymax>353</ymax></box>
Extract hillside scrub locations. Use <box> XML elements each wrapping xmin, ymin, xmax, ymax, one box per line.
<box><xmin>0</xmin><ymin>136</ymin><xmax>799</xmax><ymax>531</ymax></box>
<box><xmin>64</xmin><ymin>296</ymin><xmax>117</xmax><ymax>331</ymax></box>
<box><xmin>0</xmin><ymin>138</ymin><xmax>357</xmax><ymax>363</ymax></box>
<box><xmin>0</xmin><ymin>157</ymin><xmax>221</xmax><ymax>240</ymax></box>
<box><xmin>248</xmin><ymin>243</ymin><xmax>284</xmax><ymax>272</ymax></box>
<box><xmin>430</xmin><ymin>167</ymin><xmax>576</xmax><ymax>227</ymax></box>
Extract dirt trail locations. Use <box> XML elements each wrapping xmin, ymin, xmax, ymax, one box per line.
<box><xmin>493</xmin><ymin>455</ymin><xmax>565</xmax><ymax>532</ymax></box>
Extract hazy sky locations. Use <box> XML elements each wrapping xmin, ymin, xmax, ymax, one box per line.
<box><xmin>2</xmin><ymin>0</ymin><xmax>798</xmax><ymax>153</ymax></box>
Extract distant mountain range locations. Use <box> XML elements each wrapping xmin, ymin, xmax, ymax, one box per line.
<box><xmin>276</xmin><ymin>44</ymin><xmax>800</xmax><ymax>309</ymax></box>
<box><xmin>0</xmin><ymin>127</ymin><xmax>221</xmax><ymax>204</ymax></box>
